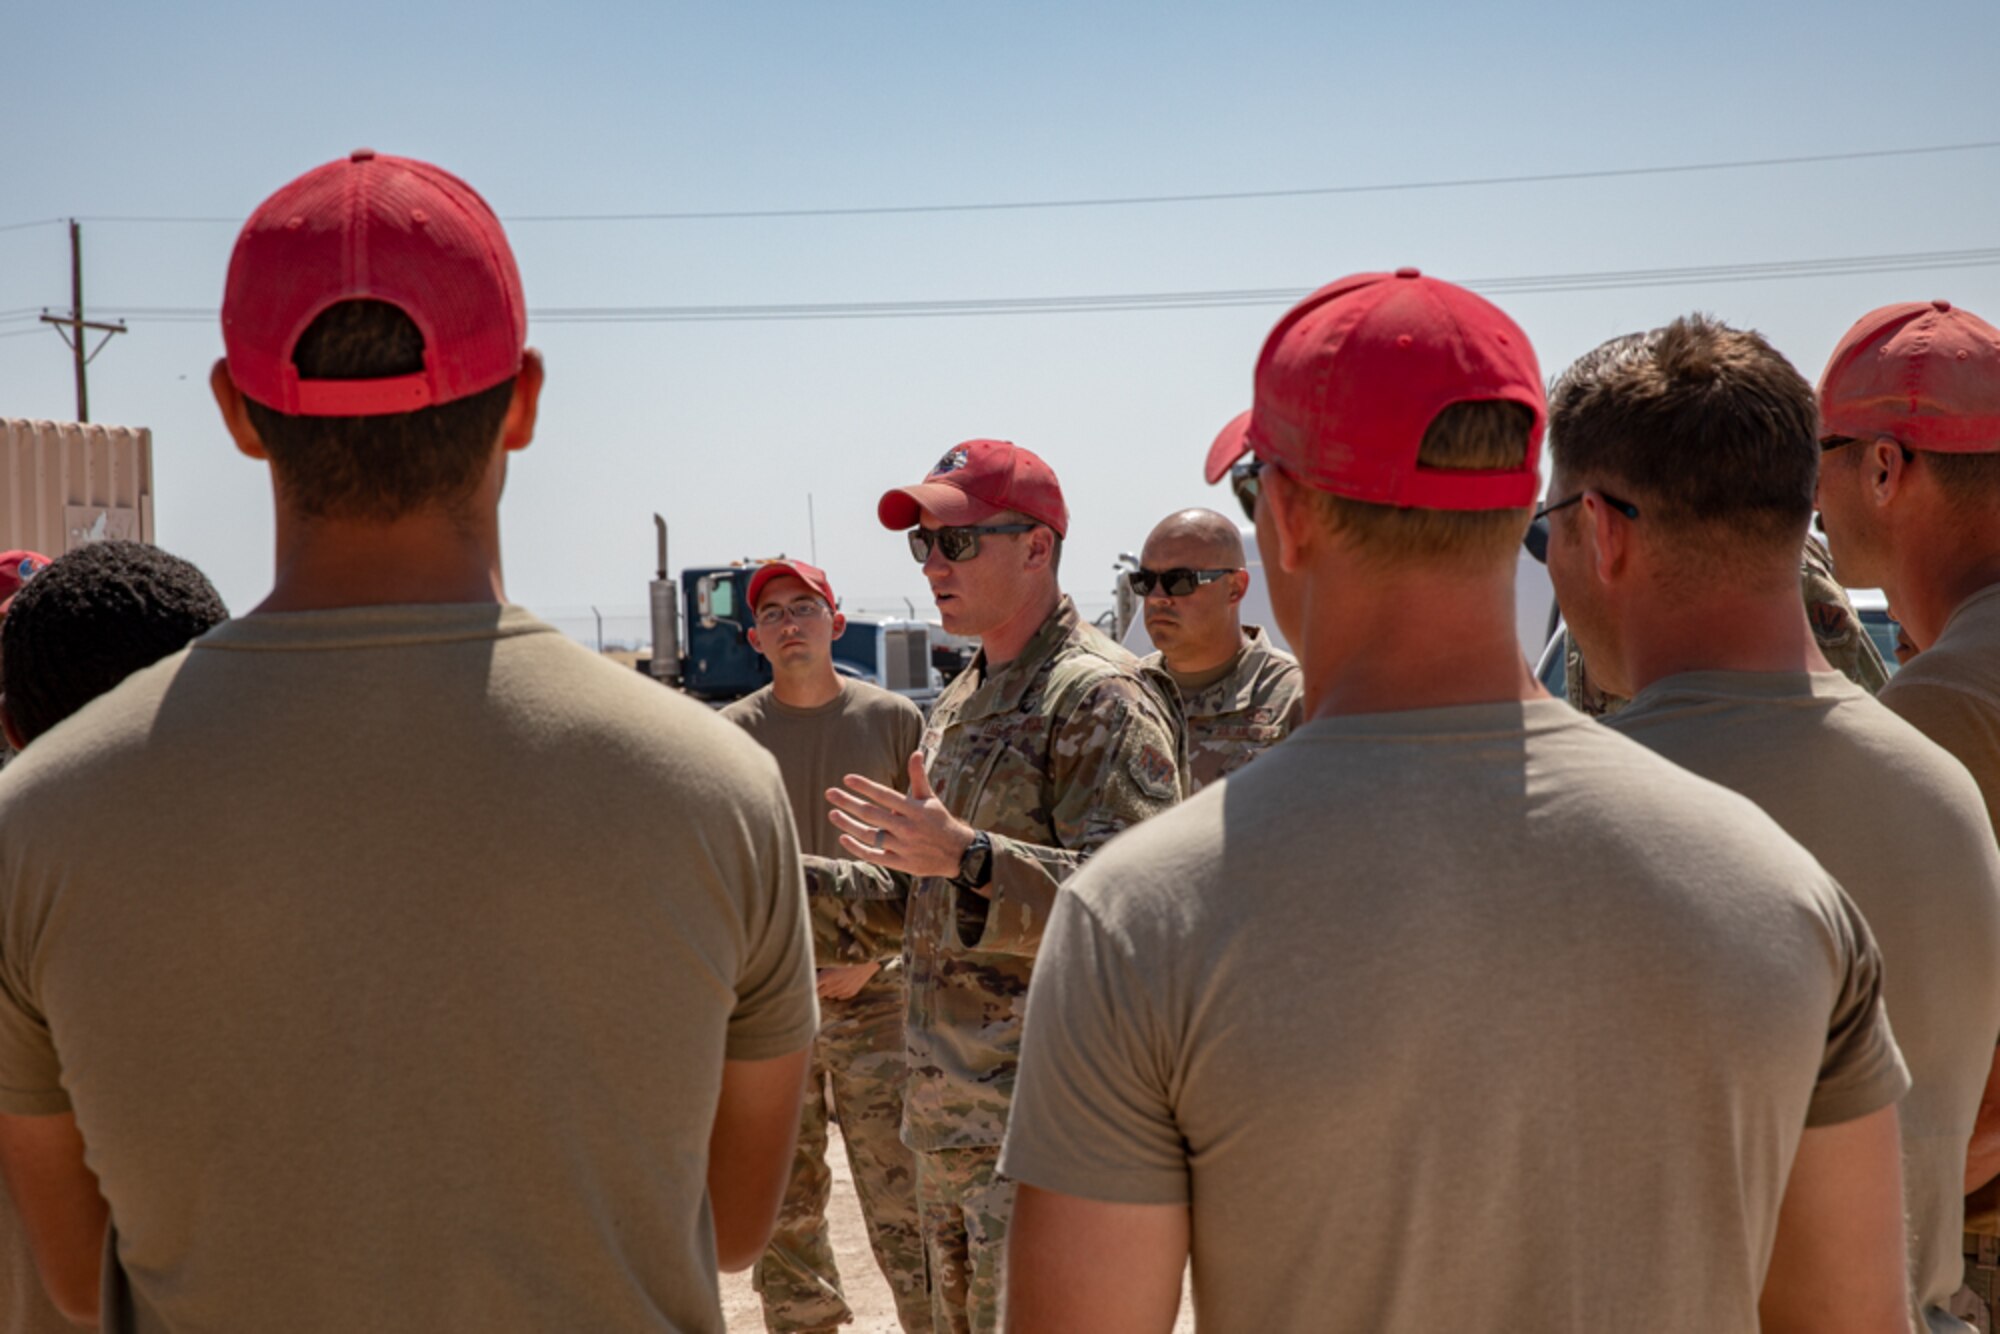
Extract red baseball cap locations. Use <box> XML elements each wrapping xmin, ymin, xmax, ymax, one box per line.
<box><xmin>748</xmin><ymin>560</ymin><xmax>837</xmax><ymax>610</ymax></box>
<box><xmin>222</xmin><ymin>149</ymin><xmax>527</xmax><ymax>418</ymax></box>
<box><xmin>1205</xmin><ymin>269</ymin><xmax>1545</xmax><ymax>510</ymax></box>
<box><xmin>878</xmin><ymin>439</ymin><xmax>1068</xmax><ymax>536</ymax></box>
<box><xmin>0</xmin><ymin>550</ymin><xmax>50</xmax><ymax>611</ymax></box>
<box><xmin>1817</xmin><ymin>300</ymin><xmax>2000</xmax><ymax>451</ymax></box>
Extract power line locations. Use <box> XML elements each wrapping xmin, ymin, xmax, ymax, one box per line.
<box><xmin>3</xmin><ymin>139</ymin><xmax>1996</xmax><ymax>232</ymax></box>
<box><xmin>82</xmin><ymin>245</ymin><xmax>2000</xmax><ymax>327</ymax></box>
<box><xmin>501</xmin><ymin>140</ymin><xmax>2000</xmax><ymax>222</ymax></box>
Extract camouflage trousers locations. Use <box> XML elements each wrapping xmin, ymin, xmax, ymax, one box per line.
<box><xmin>753</xmin><ymin>976</ymin><xmax>929</xmax><ymax>1334</ymax></box>
<box><xmin>915</xmin><ymin>1144</ymin><xmax>1017</xmax><ymax>1334</ymax></box>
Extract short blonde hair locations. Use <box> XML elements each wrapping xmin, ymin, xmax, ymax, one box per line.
<box><xmin>1310</xmin><ymin>401</ymin><xmax>1535</xmax><ymax>567</ymax></box>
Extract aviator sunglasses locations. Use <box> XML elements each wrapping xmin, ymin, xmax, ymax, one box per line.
<box><xmin>1127</xmin><ymin>567</ymin><xmax>1241</xmax><ymax>597</ymax></box>
<box><xmin>907</xmin><ymin>523</ymin><xmax>1038</xmax><ymax>563</ymax></box>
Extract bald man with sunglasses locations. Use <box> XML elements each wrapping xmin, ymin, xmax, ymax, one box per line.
<box><xmin>1134</xmin><ymin>509</ymin><xmax>1302</xmax><ymax>792</ymax></box>
<box><xmin>806</xmin><ymin>439</ymin><xmax>1184</xmax><ymax>1334</ymax></box>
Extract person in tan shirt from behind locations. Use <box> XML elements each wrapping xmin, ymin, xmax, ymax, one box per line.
<box><xmin>1816</xmin><ymin>298</ymin><xmax>2000</xmax><ymax>1308</ymax></box>
<box><xmin>1545</xmin><ymin>314</ymin><xmax>2000</xmax><ymax>1334</ymax></box>
<box><xmin>0</xmin><ymin>542</ymin><xmax>227</xmax><ymax>1334</ymax></box>
<box><xmin>0</xmin><ymin>152</ymin><xmax>817</xmax><ymax>1333</ymax></box>
<box><xmin>724</xmin><ymin>559</ymin><xmax>930</xmax><ymax>1334</ymax></box>
<box><xmin>1133</xmin><ymin>508</ymin><xmax>1302</xmax><ymax>792</ymax></box>
<box><xmin>1000</xmin><ymin>270</ymin><xmax>1914</xmax><ymax>1334</ymax></box>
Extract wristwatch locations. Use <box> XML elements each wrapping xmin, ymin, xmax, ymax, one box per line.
<box><xmin>953</xmin><ymin>831</ymin><xmax>994</xmax><ymax>890</ymax></box>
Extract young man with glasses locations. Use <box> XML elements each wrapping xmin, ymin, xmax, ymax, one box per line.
<box><xmin>1544</xmin><ymin>313</ymin><xmax>2000</xmax><ymax>1334</ymax></box>
<box><xmin>1816</xmin><ymin>300</ymin><xmax>2000</xmax><ymax>1311</ymax></box>
<box><xmin>1000</xmin><ymin>270</ymin><xmax>1912</xmax><ymax>1334</ymax></box>
<box><xmin>807</xmin><ymin>439</ymin><xmax>1183</xmax><ymax>1334</ymax></box>
<box><xmin>1132</xmin><ymin>508</ymin><xmax>1301</xmax><ymax>792</ymax></box>
<box><xmin>724</xmin><ymin>559</ymin><xmax>931</xmax><ymax>1334</ymax></box>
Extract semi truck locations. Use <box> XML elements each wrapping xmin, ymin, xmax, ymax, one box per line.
<box><xmin>642</xmin><ymin>515</ymin><xmax>941</xmax><ymax>708</ymax></box>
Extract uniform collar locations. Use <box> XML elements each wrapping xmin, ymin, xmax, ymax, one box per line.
<box><xmin>954</xmin><ymin>596</ymin><xmax>1083</xmax><ymax>721</ymax></box>
<box><xmin>1179</xmin><ymin>624</ymin><xmax>1284</xmax><ymax>714</ymax></box>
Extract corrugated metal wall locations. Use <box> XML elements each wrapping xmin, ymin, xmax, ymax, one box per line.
<box><xmin>0</xmin><ymin>419</ymin><xmax>154</xmax><ymax>556</ymax></box>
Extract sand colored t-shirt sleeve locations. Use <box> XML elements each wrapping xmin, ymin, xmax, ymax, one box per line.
<box><xmin>1004</xmin><ymin>888</ymin><xmax>1187</xmax><ymax>1204</ymax></box>
<box><xmin>1805</xmin><ymin>885</ymin><xmax>1907</xmax><ymax>1127</ymax></box>
<box><xmin>724</xmin><ymin>774</ymin><xmax>819</xmax><ymax>1062</ymax></box>
<box><xmin>0</xmin><ymin>917</ymin><xmax>65</xmax><ymax>1115</ymax></box>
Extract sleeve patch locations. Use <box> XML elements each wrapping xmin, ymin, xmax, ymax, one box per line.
<box><xmin>1133</xmin><ymin>743</ymin><xmax>1180</xmax><ymax>801</ymax></box>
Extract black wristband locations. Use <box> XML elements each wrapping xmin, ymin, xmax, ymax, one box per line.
<box><xmin>953</xmin><ymin>830</ymin><xmax>994</xmax><ymax>889</ymax></box>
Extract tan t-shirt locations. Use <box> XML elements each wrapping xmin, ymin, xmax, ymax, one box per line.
<box><xmin>1611</xmin><ymin>670</ymin><xmax>2000</xmax><ymax>1330</ymax></box>
<box><xmin>723</xmin><ymin>679</ymin><xmax>925</xmax><ymax>863</ymax></box>
<box><xmin>1001</xmin><ymin>699</ymin><xmax>1907</xmax><ymax>1334</ymax></box>
<box><xmin>0</xmin><ymin>605</ymin><xmax>818</xmax><ymax>1334</ymax></box>
<box><xmin>1883</xmin><ymin>583</ymin><xmax>2000</xmax><ymax>845</ymax></box>
<box><xmin>724</xmin><ymin>679</ymin><xmax>924</xmax><ymax>974</ymax></box>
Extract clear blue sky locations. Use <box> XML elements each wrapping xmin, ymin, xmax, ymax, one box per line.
<box><xmin>5</xmin><ymin>0</ymin><xmax>1998</xmax><ymax>636</ymax></box>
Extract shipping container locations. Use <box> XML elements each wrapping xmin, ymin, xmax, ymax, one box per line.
<box><xmin>0</xmin><ymin>418</ymin><xmax>154</xmax><ymax>556</ymax></box>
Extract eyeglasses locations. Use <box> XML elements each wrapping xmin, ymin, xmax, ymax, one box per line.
<box><xmin>754</xmin><ymin>598</ymin><xmax>831</xmax><ymax>627</ymax></box>
<box><xmin>1229</xmin><ymin>459</ymin><xmax>1265</xmax><ymax>523</ymax></box>
<box><xmin>1532</xmin><ymin>489</ymin><xmax>1639</xmax><ymax>523</ymax></box>
<box><xmin>907</xmin><ymin>523</ymin><xmax>1037</xmax><ymax>563</ymax></box>
<box><xmin>1127</xmin><ymin>567</ymin><xmax>1241</xmax><ymax>597</ymax></box>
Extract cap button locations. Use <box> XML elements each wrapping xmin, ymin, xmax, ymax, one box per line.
<box><xmin>1395</xmin><ymin>267</ymin><xmax>1422</xmax><ymax>279</ymax></box>
<box><xmin>1932</xmin><ymin>299</ymin><xmax>1953</xmax><ymax>313</ymax></box>
<box><xmin>350</xmin><ymin>147</ymin><xmax>377</xmax><ymax>163</ymax></box>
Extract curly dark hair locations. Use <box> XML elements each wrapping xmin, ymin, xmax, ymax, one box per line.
<box><xmin>2</xmin><ymin>541</ymin><xmax>229</xmax><ymax>746</ymax></box>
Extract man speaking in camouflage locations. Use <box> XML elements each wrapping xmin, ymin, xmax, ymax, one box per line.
<box><xmin>807</xmin><ymin>439</ymin><xmax>1183</xmax><ymax>1334</ymax></box>
<box><xmin>726</xmin><ymin>559</ymin><xmax>930</xmax><ymax>1334</ymax></box>
<box><xmin>1132</xmin><ymin>508</ymin><xmax>1302</xmax><ymax>791</ymax></box>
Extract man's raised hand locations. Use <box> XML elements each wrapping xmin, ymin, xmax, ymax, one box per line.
<box><xmin>826</xmin><ymin>751</ymin><xmax>976</xmax><ymax>880</ymax></box>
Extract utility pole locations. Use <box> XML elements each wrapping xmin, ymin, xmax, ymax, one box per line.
<box><xmin>38</xmin><ymin>220</ymin><xmax>125</xmax><ymax>422</ymax></box>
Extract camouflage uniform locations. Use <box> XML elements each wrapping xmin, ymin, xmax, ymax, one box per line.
<box><xmin>1565</xmin><ymin>533</ymin><xmax>1890</xmax><ymax>717</ymax></box>
<box><xmin>753</xmin><ymin>964</ymin><xmax>929</xmax><ymax>1334</ymax></box>
<box><xmin>811</xmin><ymin>596</ymin><xmax>1184</xmax><ymax>1334</ymax></box>
<box><xmin>1141</xmin><ymin>624</ymin><xmax>1304</xmax><ymax>793</ymax></box>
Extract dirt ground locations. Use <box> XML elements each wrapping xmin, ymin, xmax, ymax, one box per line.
<box><xmin>721</xmin><ymin>1124</ymin><xmax>1195</xmax><ymax>1332</ymax></box>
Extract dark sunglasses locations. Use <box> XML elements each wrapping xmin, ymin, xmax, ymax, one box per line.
<box><xmin>1229</xmin><ymin>459</ymin><xmax>1264</xmax><ymax>523</ymax></box>
<box><xmin>1532</xmin><ymin>489</ymin><xmax>1639</xmax><ymax>523</ymax></box>
<box><xmin>907</xmin><ymin>523</ymin><xmax>1037</xmax><ymax>563</ymax></box>
<box><xmin>1127</xmin><ymin>567</ymin><xmax>1241</xmax><ymax>598</ymax></box>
